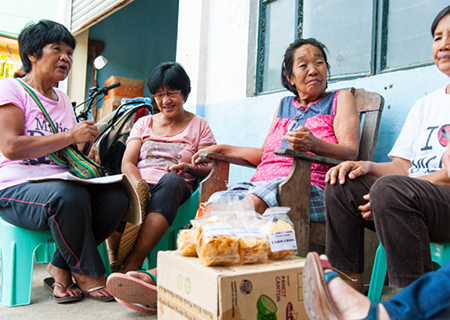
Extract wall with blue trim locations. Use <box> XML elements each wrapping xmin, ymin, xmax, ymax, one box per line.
<box><xmin>87</xmin><ymin>0</ymin><xmax>179</xmax><ymax>102</ymax></box>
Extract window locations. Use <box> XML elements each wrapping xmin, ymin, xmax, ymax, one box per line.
<box><xmin>256</xmin><ymin>0</ymin><xmax>448</xmax><ymax>95</ymax></box>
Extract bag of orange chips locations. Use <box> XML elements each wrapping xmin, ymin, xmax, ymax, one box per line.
<box><xmin>261</xmin><ymin>207</ymin><xmax>297</xmax><ymax>259</ymax></box>
<box><xmin>194</xmin><ymin>217</ymin><xmax>240</xmax><ymax>266</ymax></box>
<box><xmin>177</xmin><ymin>228</ymin><xmax>197</xmax><ymax>257</ymax></box>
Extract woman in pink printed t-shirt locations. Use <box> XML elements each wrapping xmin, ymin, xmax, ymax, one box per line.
<box><xmin>106</xmin><ymin>62</ymin><xmax>216</xmax><ymax>278</ymax></box>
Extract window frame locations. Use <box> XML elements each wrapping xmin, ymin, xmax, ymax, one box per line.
<box><xmin>256</xmin><ymin>0</ymin><xmax>437</xmax><ymax>96</ymax></box>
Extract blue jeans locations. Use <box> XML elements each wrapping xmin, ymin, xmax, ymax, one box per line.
<box><xmin>383</xmin><ymin>260</ymin><xmax>450</xmax><ymax>320</ymax></box>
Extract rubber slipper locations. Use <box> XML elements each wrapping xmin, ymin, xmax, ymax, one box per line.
<box><xmin>82</xmin><ymin>285</ymin><xmax>115</xmax><ymax>302</ymax></box>
<box><xmin>361</xmin><ymin>301</ymin><xmax>379</xmax><ymax>320</ymax></box>
<box><xmin>136</xmin><ymin>269</ymin><xmax>157</xmax><ymax>285</ymax></box>
<box><xmin>115</xmin><ymin>297</ymin><xmax>157</xmax><ymax>314</ymax></box>
<box><xmin>302</xmin><ymin>252</ymin><xmax>342</xmax><ymax>320</ymax></box>
<box><xmin>106</xmin><ymin>272</ymin><xmax>158</xmax><ymax>314</ymax></box>
<box><xmin>43</xmin><ymin>277</ymin><xmax>83</xmax><ymax>304</ymax></box>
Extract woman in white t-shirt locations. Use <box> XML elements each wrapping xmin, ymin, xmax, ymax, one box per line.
<box><xmin>107</xmin><ymin>62</ymin><xmax>216</xmax><ymax>276</ymax></box>
<box><xmin>0</xmin><ymin>20</ymin><xmax>128</xmax><ymax>303</ymax></box>
<box><xmin>322</xmin><ymin>5</ymin><xmax>450</xmax><ymax>297</ymax></box>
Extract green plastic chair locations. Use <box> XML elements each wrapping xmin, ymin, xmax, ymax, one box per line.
<box><xmin>367</xmin><ymin>242</ymin><xmax>450</xmax><ymax>302</ymax></box>
<box><xmin>0</xmin><ymin>216</ymin><xmax>111</xmax><ymax>307</ymax></box>
<box><xmin>142</xmin><ymin>187</ymin><xmax>199</xmax><ymax>270</ymax></box>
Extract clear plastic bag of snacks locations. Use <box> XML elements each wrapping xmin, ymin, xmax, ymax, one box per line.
<box><xmin>236</xmin><ymin>212</ymin><xmax>270</xmax><ymax>264</ymax></box>
<box><xmin>261</xmin><ymin>207</ymin><xmax>297</xmax><ymax>259</ymax></box>
<box><xmin>193</xmin><ymin>216</ymin><xmax>240</xmax><ymax>266</ymax></box>
<box><xmin>177</xmin><ymin>228</ymin><xmax>197</xmax><ymax>257</ymax></box>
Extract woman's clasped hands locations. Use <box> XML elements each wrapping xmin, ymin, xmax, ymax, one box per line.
<box><xmin>283</xmin><ymin>126</ymin><xmax>317</xmax><ymax>152</ymax></box>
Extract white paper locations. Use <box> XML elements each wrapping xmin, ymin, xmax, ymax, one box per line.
<box><xmin>28</xmin><ymin>172</ymin><xmax>141</xmax><ymax>225</ymax></box>
<box><xmin>202</xmin><ymin>222</ymin><xmax>235</xmax><ymax>237</ymax></box>
<box><xmin>268</xmin><ymin>230</ymin><xmax>297</xmax><ymax>252</ymax></box>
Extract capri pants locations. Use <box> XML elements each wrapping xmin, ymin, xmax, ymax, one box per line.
<box><xmin>325</xmin><ymin>174</ymin><xmax>450</xmax><ymax>288</ymax></box>
<box><xmin>0</xmin><ymin>180</ymin><xmax>128</xmax><ymax>277</ymax></box>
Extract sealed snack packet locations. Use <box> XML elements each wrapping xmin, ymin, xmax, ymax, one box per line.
<box><xmin>236</xmin><ymin>227</ymin><xmax>270</xmax><ymax>264</ymax></box>
<box><xmin>177</xmin><ymin>228</ymin><xmax>197</xmax><ymax>257</ymax></box>
<box><xmin>261</xmin><ymin>207</ymin><xmax>297</xmax><ymax>259</ymax></box>
<box><xmin>194</xmin><ymin>216</ymin><xmax>240</xmax><ymax>266</ymax></box>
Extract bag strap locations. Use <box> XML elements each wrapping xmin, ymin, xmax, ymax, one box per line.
<box><xmin>15</xmin><ymin>79</ymin><xmax>68</xmax><ymax>166</ymax></box>
<box><xmin>15</xmin><ymin>79</ymin><xmax>59</xmax><ymax>134</ymax></box>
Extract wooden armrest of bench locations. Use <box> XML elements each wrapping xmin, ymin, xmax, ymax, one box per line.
<box><xmin>198</xmin><ymin>152</ymin><xmax>257</xmax><ymax>168</ymax></box>
<box><xmin>273</xmin><ymin>149</ymin><xmax>342</xmax><ymax>167</ymax></box>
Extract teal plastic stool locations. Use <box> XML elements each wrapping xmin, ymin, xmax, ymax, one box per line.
<box><xmin>35</xmin><ymin>243</ymin><xmax>57</xmax><ymax>263</ymax></box>
<box><xmin>142</xmin><ymin>187</ymin><xmax>199</xmax><ymax>270</ymax></box>
<box><xmin>0</xmin><ymin>216</ymin><xmax>111</xmax><ymax>307</ymax></box>
<box><xmin>367</xmin><ymin>242</ymin><xmax>450</xmax><ymax>302</ymax></box>
<box><xmin>0</xmin><ymin>216</ymin><xmax>55</xmax><ymax>306</ymax></box>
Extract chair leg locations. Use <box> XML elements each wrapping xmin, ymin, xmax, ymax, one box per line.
<box><xmin>1</xmin><ymin>240</ymin><xmax>36</xmax><ymax>306</ymax></box>
<box><xmin>35</xmin><ymin>243</ymin><xmax>57</xmax><ymax>264</ymax></box>
<box><xmin>98</xmin><ymin>241</ymin><xmax>112</xmax><ymax>276</ymax></box>
<box><xmin>367</xmin><ymin>244</ymin><xmax>387</xmax><ymax>302</ymax></box>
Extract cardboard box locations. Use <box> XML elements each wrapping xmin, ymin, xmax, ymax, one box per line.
<box><xmin>103</xmin><ymin>75</ymin><xmax>145</xmax><ymax>108</ymax></box>
<box><xmin>157</xmin><ymin>251</ymin><xmax>306</xmax><ymax>320</ymax></box>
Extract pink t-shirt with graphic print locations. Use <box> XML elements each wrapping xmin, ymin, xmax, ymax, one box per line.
<box><xmin>127</xmin><ymin>114</ymin><xmax>216</xmax><ymax>188</ymax></box>
<box><xmin>251</xmin><ymin>92</ymin><xmax>339</xmax><ymax>190</ymax></box>
<box><xmin>0</xmin><ymin>78</ymin><xmax>76</xmax><ymax>190</ymax></box>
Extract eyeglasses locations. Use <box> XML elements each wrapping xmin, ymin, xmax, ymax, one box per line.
<box><xmin>153</xmin><ymin>90</ymin><xmax>181</xmax><ymax>102</ymax></box>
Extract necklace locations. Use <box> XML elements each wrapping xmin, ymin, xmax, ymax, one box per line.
<box><xmin>288</xmin><ymin>107</ymin><xmax>309</xmax><ymax>132</ymax></box>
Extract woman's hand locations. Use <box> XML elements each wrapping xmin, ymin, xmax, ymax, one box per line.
<box><xmin>87</xmin><ymin>144</ymin><xmax>101</xmax><ymax>165</ymax></box>
<box><xmin>283</xmin><ymin>126</ymin><xmax>317</xmax><ymax>152</ymax></box>
<box><xmin>325</xmin><ymin>160</ymin><xmax>371</xmax><ymax>185</ymax></box>
<box><xmin>68</xmin><ymin>121</ymin><xmax>99</xmax><ymax>145</ymax></box>
<box><xmin>358</xmin><ymin>193</ymin><xmax>372</xmax><ymax>220</ymax></box>
<box><xmin>164</xmin><ymin>163</ymin><xmax>191</xmax><ymax>174</ymax></box>
<box><xmin>192</xmin><ymin>145</ymin><xmax>221</xmax><ymax>166</ymax></box>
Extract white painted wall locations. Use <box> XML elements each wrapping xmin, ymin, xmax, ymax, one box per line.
<box><xmin>177</xmin><ymin>1</ymin><xmax>448</xmax><ymax>184</ymax></box>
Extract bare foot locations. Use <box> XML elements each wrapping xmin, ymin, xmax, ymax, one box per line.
<box><xmin>47</xmin><ymin>263</ymin><xmax>82</xmax><ymax>298</ymax></box>
<box><xmin>125</xmin><ymin>268</ymin><xmax>157</xmax><ymax>285</ymax></box>
<box><xmin>120</xmin><ymin>252</ymin><xmax>146</xmax><ymax>273</ymax></box>
<box><xmin>72</xmin><ymin>273</ymin><xmax>111</xmax><ymax>299</ymax></box>
<box><xmin>320</xmin><ymin>255</ymin><xmax>391</xmax><ymax>320</ymax></box>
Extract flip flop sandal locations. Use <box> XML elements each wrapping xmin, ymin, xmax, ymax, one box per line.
<box><xmin>115</xmin><ymin>297</ymin><xmax>157</xmax><ymax>314</ymax></box>
<box><xmin>303</xmin><ymin>252</ymin><xmax>380</xmax><ymax>320</ymax></box>
<box><xmin>106</xmin><ymin>272</ymin><xmax>158</xmax><ymax>314</ymax></box>
<box><xmin>43</xmin><ymin>277</ymin><xmax>83</xmax><ymax>304</ymax></box>
<box><xmin>303</xmin><ymin>252</ymin><xmax>342</xmax><ymax>320</ymax></box>
<box><xmin>82</xmin><ymin>285</ymin><xmax>115</xmax><ymax>302</ymax></box>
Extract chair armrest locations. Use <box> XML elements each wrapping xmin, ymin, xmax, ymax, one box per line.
<box><xmin>273</xmin><ymin>149</ymin><xmax>342</xmax><ymax>167</ymax></box>
<box><xmin>198</xmin><ymin>152</ymin><xmax>257</xmax><ymax>168</ymax></box>
<box><xmin>198</xmin><ymin>152</ymin><xmax>257</xmax><ymax>203</ymax></box>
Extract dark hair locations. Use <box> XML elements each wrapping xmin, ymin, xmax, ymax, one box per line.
<box><xmin>431</xmin><ymin>6</ymin><xmax>450</xmax><ymax>36</ymax></box>
<box><xmin>18</xmin><ymin>20</ymin><xmax>76</xmax><ymax>73</ymax></box>
<box><xmin>281</xmin><ymin>38</ymin><xmax>330</xmax><ymax>96</ymax></box>
<box><xmin>147</xmin><ymin>62</ymin><xmax>191</xmax><ymax>102</ymax></box>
